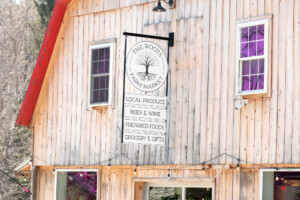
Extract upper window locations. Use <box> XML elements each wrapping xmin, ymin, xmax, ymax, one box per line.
<box><xmin>236</xmin><ymin>19</ymin><xmax>269</xmax><ymax>96</ymax></box>
<box><xmin>89</xmin><ymin>42</ymin><xmax>114</xmax><ymax>107</ymax></box>
<box><xmin>55</xmin><ymin>169</ymin><xmax>98</xmax><ymax>200</ymax></box>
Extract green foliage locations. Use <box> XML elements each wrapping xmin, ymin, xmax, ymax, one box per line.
<box><xmin>31</xmin><ymin>0</ymin><xmax>55</xmax><ymax>50</ymax></box>
<box><xmin>34</xmin><ymin>0</ymin><xmax>55</xmax><ymax>25</ymax></box>
<box><xmin>160</xmin><ymin>194</ymin><xmax>180</xmax><ymax>200</ymax></box>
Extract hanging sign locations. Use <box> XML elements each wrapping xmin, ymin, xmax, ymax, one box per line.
<box><xmin>124</xmin><ymin>107</ymin><xmax>167</xmax><ymax>120</ymax></box>
<box><xmin>123</xmin><ymin>39</ymin><xmax>169</xmax><ymax>146</ymax></box>
<box><xmin>125</xmin><ymin>93</ymin><xmax>167</xmax><ymax>107</ymax></box>
<box><xmin>123</xmin><ymin>93</ymin><xmax>167</xmax><ymax>145</ymax></box>
<box><xmin>123</xmin><ymin>132</ymin><xmax>165</xmax><ymax>145</ymax></box>
<box><xmin>123</xmin><ymin>119</ymin><xmax>166</xmax><ymax>133</ymax></box>
<box><xmin>126</xmin><ymin>41</ymin><xmax>168</xmax><ymax>92</ymax></box>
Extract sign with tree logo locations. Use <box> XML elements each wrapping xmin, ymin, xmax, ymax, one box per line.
<box><xmin>126</xmin><ymin>41</ymin><xmax>168</xmax><ymax>92</ymax></box>
<box><xmin>122</xmin><ymin>32</ymin><xmax>174</xmax><ymax>146</ymax></box>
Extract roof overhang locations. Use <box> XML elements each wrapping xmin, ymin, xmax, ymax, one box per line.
<box><xmin>14</xmin><ymin>158</ymin><xmax>32</xmax><ymax>177</ymax></box>
<box><xmin>16</xmin><ymin>0</ymin><xmax>72</xmax><ymax>126</ymax></box>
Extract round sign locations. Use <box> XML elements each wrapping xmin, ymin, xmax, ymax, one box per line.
<box><xmin>126</xmin><ymin>41</ymin><xmax>168</xmax><ymax>92</ymax></box>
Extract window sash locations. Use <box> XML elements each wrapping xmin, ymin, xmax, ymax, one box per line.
<box><xmin>91</xmin><ymin>75</ymin><xmax>109</xmax><ymax>104</ymax></box>
<box><xmin>236</xmin><ymin>19</ymin><xmax>269</xmax><ymax>95</ymax></box>
<box><xmin>238</xmin><ymin>58</ymin><xmax>266</xmax><ymax>92</ymax></box>
<box><xmin>89</xmin><ymin>42</ymin><xmax>114</xmax><ymax>106</ymax></box>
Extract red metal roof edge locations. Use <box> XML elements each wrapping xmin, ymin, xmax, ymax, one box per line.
<box><xmin>16</xmin><ymin>0</ymin><xmax>72</xmax><ymax>126</ymax></box>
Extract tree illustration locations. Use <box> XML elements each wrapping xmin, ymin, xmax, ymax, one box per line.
<box><xmin>135</xmin><ymin>52</ymin><xmax>158</xmax><ymax>81</ymax></box>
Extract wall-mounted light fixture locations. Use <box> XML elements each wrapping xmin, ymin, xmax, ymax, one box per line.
<box><xmin>153</xmin><ymin>0</ymin><xmax>175</xmax><ymax>12</ymax></box>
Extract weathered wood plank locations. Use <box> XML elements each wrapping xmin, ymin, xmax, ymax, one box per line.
<box><xmin>269</xmin><ymin>0</ymin><xmax>279</xmax><ymax>164</ymax></box>
<box><xmin>199</xmin><ymin>0</ymin><xmax>210</xmax><ymax>164</ymax></box>
<box><xmin>81</xmin><ymin>14</ymin><xmax>90</xmax><ymax>166</ymax></box>
<box><xmin>211</xmin><ymin>0</ymin><xmax>223</xmax><ymax>165</ymax></box>
<box><xmin>70</xmin><ymin>16</ymin><xmax>79</xmax><ymax>165</ymax></box>
<box><xmin>175</xmin><ymin>19</ymin><xmax>184</xmax><ymax>164</ymax></box>
<box><xmin>283</xmin><ymin>0</ymin><xmax>294</xmax><ymax>164</ymax></box>
<box><xmin>75</xmin><ymin>15</ymin><xmax>84</xmax><ymax>165</ymax></box>
<box><xmin>219</xmin><ymin>0</ymin><xmax>229</xmax><ymax>165</ymax></box>
<box><xmin>56</xmin><ymin>33</ymin><xmax>64</xmax><ymax>165</ymax></box>
<box><xmin>206</xmin><ymin>0</ymin><xmax>217</xmax><ymax>164</ymax></box>
<box><xmin>192</xmin><ymin>16</ymin><xmax>203</xmax><ymax>165</ymax></box>
<box><xmin>187</xmin><ymin>17</ymin><xmax>196</xmax><ymax>165</ymax></box>
<box><xmin>180</xmin><ymin>18</ymin><xmax>190</xmax><ymax>165</ymax></box>
<box><xmin>226</xmin><ymin>0</ymin><xmax>237</xmax><ymax>164</ymax></box>
<box><xmin>292</xmin><ymin>0</ymin><xmax>300</xmax><ymax>164</ymax></box>
<box><xmin>65</xmin><ymin>16</ymin><xmax>74</xmax><ymax>166</ymax></box>
<box><xmin>276</xmin><ymin>0</ymin><xmax>287</xmax><ymax>164</ymax></box>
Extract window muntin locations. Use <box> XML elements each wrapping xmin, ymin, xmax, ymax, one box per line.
<box><xmin>236</xmin><ymin>20</ymin><xmax>268</xmax><ymax>95</ymax></box>
<box><xmin>55</xmin><ymin>169</ymin><xmax>98</xmax><ymax>200</ymax></box>
<box><xmin>89</xmin><ymin>42</ymin><xmax>113</xmax><ymax>106</ymax></box>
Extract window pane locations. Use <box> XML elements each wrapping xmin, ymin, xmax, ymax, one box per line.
<box><xmin>249</xmin><ymin>41</ymin><xmax>256</xmax><ymax>57</ymax></box>
<box><xmin>259</xmin><ymin>59</ymin><xmax>264</xmax><ymax>73</ymax></box>
<box><xmin>249</xmin><ymin>26</ymin><xmax>257</xmax><ymax>41</ymax></box>
<box><xmin>96</xmin><ymin>89</ymin><xmax>108</xmax><ymax>103</ymax></box>
<box><xmin>241</xmin><ymin>43</ymin><xmax>248</xmax><ymax>58</ymax></box>
<box><xmin>94</xmin><ymin>77</ymin><xmax>100</xmax><ymax>89</ymax></box>
<box><xmin>250</xmin><ymin>75</ymin><xmax>258</xmax><ymax>90</ymax></box>
<box><xmin>105</xmin><ymin>47</ymin><xmax>110</xmax><ymax>59</ymax></box>
<box><xmin>149</xmin><ymin>187</ymin><xmax>182</xmax><ymax>200</ymax></box>
<box><xmin>93</xmin><ymin>90</ymin><xmax>100</xmax><ymax>103</ymax></box>
<box><xmin>104</xmin><ymin>60</ymin><xmax>110</xmax><ymax>73</ymax></box>
<box><xmin>242</xmin><ymin>60</ymin><xmax>250</xmax><ymax>75</ymax></box>
<box><xmin>258</xmin><ymin>25</ymin><xmax>264</xmax><ymax>40</ymax></box>
<box><xmin>258</xmin><ymin>75</ymin><xmax>264</xmax><ymax>89</ymax></box>
<box><xmin>242</xmin><ymin>76</ymin><xmax>250</xmax><ymax>91</ymax></box>
<box><xmin>56</xmin><ymin>171</ymin><xmax>97</xmax><ymax>200</ymax></box>
<box><xmin>186</xmin><ymin>188</ymin><xmax>212</xmax><ymax>200</ymax></box>
<box><xmin>251</xmin><ymin>59</ymin><xmax>258</xmax><ymax>74</ymax></box>
<box><xmin>241</xmin><ymin>27</ymin><xmax>248</xmax><ymax>42</ymax></box>
<box><xmin>98</xmin><ymin>76</ymin><xmax>105</xmax><ymax>89</ymax></box>
<box><xmin>92</xmin><ymin>49</ymin><xmax>98</xmax><ymax>61</ymax></box>
<box><xmin>99</xmin><ymin>48</ymin><xmax>105</xmax><ymax>60</ymax></box>
<box><xmin>257</xmin><ymin>40</ymin><xmax>264</xmax><ymax>56</ymax></box>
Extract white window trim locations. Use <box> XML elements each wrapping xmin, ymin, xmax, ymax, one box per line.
<box><xmin>259</xmin><ymin>168</ymin><xmax>300</xmax><ymax>200</ymax></box>
<box><xmin>235</xmin><ymin>19</ymin><xmax>269</xmax><ymax>96</ymax></box>
<box><xmin>144</xmin><ymin>182</ymin><xmax>215</xmax><ymax>200</ymax></box>
<box><xmin>88</xmin><ymin>41</ymin><xmax>115</xmax><ymax>108</ymax></box>
<box><xmin>54</xmin><ymin>169</ymin><xmax>99</xmax><ymax>200</ymax></box>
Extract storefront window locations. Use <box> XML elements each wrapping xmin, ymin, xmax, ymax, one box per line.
<box><xmin>146</xmin><ymin>183</ymin><xmax>213</xmax><ymax>200</ymax></box>
<box><xmin>55</xmin><ymin>170</ymin><xmax>98</xmax><ymax>200</ymax></box>
<box><xmin>261</xmin><ymin>170</ymin><xmax>300</xmax><ymax>200</ymax></box>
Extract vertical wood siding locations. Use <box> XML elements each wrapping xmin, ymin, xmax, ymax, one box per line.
<box><xmin>35</xmin><ymin>167</ymin><xmax>259</xmax><ymax>200</ymax></box>
<box><xmin>32</xmin><ymin>0</ymin><xmax>300</xmax><ymax>167</ymax></box>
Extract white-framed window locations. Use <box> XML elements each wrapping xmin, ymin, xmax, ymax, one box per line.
<box><xmin>54</xmin><ymin>169</ymin><xmax>99</xmax><ymax>200</ymax></box>
<box><xmin>236</xmin><ymin>18</ymin><xmax>270</xmax><ymax>96</ymax></box>
<box><xmin>144</xmin><ymin>182</ymin><xmax>214</xmax><ymax>200</ymax></box>
<box><xmin>88</xmin><ymin>41</ymin><xmax>115</xmax><ymax>107</ymax></box>
<box><xmin>260</xmin><ymin>168</ymin><xmax>300</xmax><ymax>200</ymax></box>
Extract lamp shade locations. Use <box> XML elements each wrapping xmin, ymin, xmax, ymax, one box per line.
<box><xmin>152</xmin><ymin>1</ymin><xmax>166</xmax><ymax>12</ymax></box>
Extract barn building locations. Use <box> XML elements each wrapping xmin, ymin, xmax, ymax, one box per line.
<box><xmin>16</xmin><ymin>0</ymin><xmax>300</xmax><ymax>199</ymax></box>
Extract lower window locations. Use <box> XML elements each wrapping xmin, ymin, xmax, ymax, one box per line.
<box><xmin>261</xmin><ymin>169</ymin><xmax>300</xmax><ymax>200</ymax></box>
<box><xmin>55</xmin><ymin>169</ymin><xmax>98</xmax><ymax>200</ymax></box>
<box><xmin>145</xmin><ymin>183</ymin><xmax>213</xmax><ymax>200</ymax></box>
